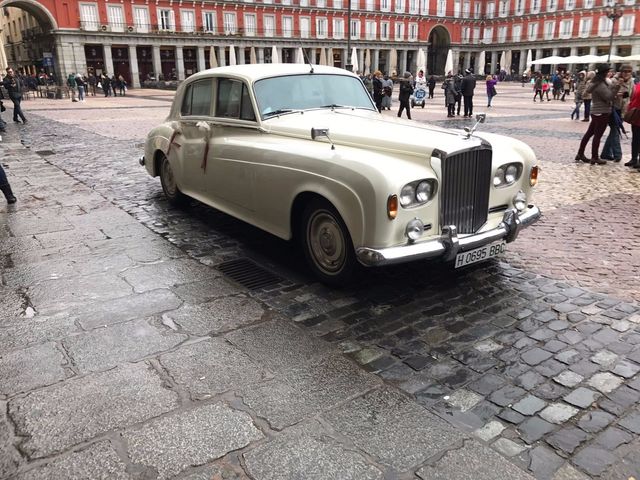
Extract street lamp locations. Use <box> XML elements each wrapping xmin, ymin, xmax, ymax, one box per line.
<box><xmin>346</xmin><ymin>0</ymin><xmax>352</xmax><ymax>71</ymax></box>
<box><xmin>606</xmin><ymin>2</ymin><xmax>623</xmax><ymax>62</ymax></box>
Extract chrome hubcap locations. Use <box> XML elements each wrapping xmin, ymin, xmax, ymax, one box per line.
<box><xmin>308</xmin><ymin>211</ymin><xmax>345</xmax><ymax>274</ymax></box>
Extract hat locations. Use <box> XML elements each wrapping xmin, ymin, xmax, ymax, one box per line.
<box><xmin>403</xmin><ymin>71</ymin><xmax>411</xmax><ymax>79</ymax></box>
<box><xmin>595</xmin><ymin>63</ymin><xmax>611</xmax><ymax>74</ymax></box>
<box><xmin>465</xmin><ymin>68</ymin><xmax>472</xmax><ymax>74</ymax></box>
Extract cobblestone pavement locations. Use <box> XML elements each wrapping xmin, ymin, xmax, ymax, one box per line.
<box><xmin>1</xmin><ymin>83</ymin><xmax>639</xmax><ymax>479</ymax></box>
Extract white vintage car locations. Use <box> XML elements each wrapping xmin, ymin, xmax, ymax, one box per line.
<box><xmin>141</xmin><ymin>64</ymin><xmax>540</xmax><ymax>285</ymax></box>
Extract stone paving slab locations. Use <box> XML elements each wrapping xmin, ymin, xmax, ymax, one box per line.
<box><xmin>120</xmin><ymin>258</ymin><xmax>219</xmax><ymax>293</ymax></box>
<box><xmin>123</xmin><ymin>403</ymin><xmax>263</xmax><ymax>479</ymax></box>
<box><xmin>8</xmin><ymin>363</ymin><xmax>178</xmax><ymax>458</ymax></box>
<box><xmin>0</xmin><ymin>342</ymin><xmax>68</xmax><ymax>396</ymax></box>
<box><xmin>0</xmin><ymin>402</ymin><xmax>21</xmax><ymax>478</ymax></box>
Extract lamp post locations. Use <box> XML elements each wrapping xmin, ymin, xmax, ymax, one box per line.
<box><xmin>606</xmin><ymin>2</ymin><xmax>623</xmax><ymax>62</ymax></box>
<box><xmin>346</xmin><ymin>0</ymin><xmax>352</xmax><ymax>71</ymax></box>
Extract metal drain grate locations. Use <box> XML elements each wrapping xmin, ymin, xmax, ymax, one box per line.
<box><xmin>217</xmin><ymin>258</ymin><xmax>283</xmax><ymax>290</ymax></box>
<box><xmin>35</xmin><ymin>150</ymin><xmax>56</xmax><ymax>157</ymax></box>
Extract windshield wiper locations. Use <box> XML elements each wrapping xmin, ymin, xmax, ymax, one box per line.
<box><xmin>263</xmin><ymin>109</ymin><xmax>298</xmax><ymax>118</ymax></box>
<box><xmin>320</xmin><ymin>104</ymin><xmax>348</xmax><ymax>109</ymax></box>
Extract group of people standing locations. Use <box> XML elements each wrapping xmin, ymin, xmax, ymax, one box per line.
<box><xmin>66</xmin><ymin>72</ymin><xmax>127</xmax><ymax>102</ymax></box>
<box><xmin>441</xmin><ymin>69</ymin><xmax>479</xmax><ymax>118</ymax></box>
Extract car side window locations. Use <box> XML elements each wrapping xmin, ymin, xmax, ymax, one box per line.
<box><xmin>216</xmin><ymin>78</ymin><xmax>256</xmax><ymax>121</ymax></box>
<box><xmin>180</xmin><ymin>79</ymin><xmax>213</xmax><ymax>116</ymax></box>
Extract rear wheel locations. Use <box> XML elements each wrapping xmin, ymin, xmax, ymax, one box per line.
<box><xmin>159</xmin><ymin>153</ymin><xmax>187</xmax><ymax>206</ymax></box>
<box><xmin>300</xmin><ymin>199</ymin><xmax>357</xmax><ymax>286</ymax></box>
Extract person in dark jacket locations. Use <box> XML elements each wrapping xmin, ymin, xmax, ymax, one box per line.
<box><xmin>397</xmin><ymin>71</ymin><xmax>413</xmax><ymax>119</ymax></box>
<box><xmin>453</xmin><ymin>74</ymin><xmax>463</xmax><ymax>115</ymax></box>
<box><xmin>427</xmin><ymin>75</ymin><xmax>436</xmax><ymax>98</ymax></box>
<box><xmin>461</xmin><ymin>68</ymin><xmax>477</xmax><ymax>117</ymax></box>
<box><xmin>0</xmin><ymin>163</ymin><xmax>16</xmax><ymax>204</ymax></box>
<box><xmin>372</xmin><ymin>70</ymin><xmax>384</xmax><ymax>112</ymax></box>
<box><xmin>101</xmin><ymin>74</ymin><xmax>111</xmax><ymax>97</ymax></box>
<box><xmin>2</xmin><ymin>67</ymin><xmax>27</xmax><ymax>124</ymax></box>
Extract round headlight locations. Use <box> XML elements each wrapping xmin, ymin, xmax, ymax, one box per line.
<box><xmin>400</xmin><ymin>184</ymin><xmax>415</xmax><ymax>207</ymax></box>
<box><xmin>493</xmin><ymin>167</ymin><xmax>505</xmax><ymax>187</ymax></box>
<box><xmin>505</xmin><ymin>164</ymin><xmax>519</xmax><ymax>184</ymax></box>
<box><xmin>415</xmin><ymin>181</ymin><xmax>432</xmax><ymax>203</ymax></box>
<box><xmin>405</xmin><ymin>218</ymin><xmax>425</xmax><ymax>241</ymax></box>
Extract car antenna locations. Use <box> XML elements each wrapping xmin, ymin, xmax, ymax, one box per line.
<box><xmin>301</xmin><ymin>45</ymin><xmax>314</xmax><ymax>74</ymax></box>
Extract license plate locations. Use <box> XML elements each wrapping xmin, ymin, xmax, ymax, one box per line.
<box><xmin>455</xmin><ymin>242</ymin><xmax>506</xmax><ymax>268</ymax></box>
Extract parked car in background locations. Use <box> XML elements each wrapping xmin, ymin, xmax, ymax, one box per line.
<box><xmin>141</xmin><ymin>64</ymin><xmax>541</xmax><ymax>285</ymax></box>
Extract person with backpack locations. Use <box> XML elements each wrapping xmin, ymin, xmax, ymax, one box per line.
<box><xmin>397</xmin><ymin>71</ymin><xmax>414</xmax><ymax>119</ymax></box>
<box><xmin>67</xmin><ymin>73</ymin><xmax>78</xmax><ymax>102</ymax></box>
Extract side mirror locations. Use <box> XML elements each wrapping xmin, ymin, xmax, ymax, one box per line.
<box><xmin>475</xmin><ymin>113</ymin><xmax>486</xmax><ymax>123</ymax></box>
<box><xmin>311</xmin><ymin>127</ymin><xmax>330</xmax><ymax>140</ymax></box>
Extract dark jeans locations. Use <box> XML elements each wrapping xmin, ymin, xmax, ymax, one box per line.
<box><xmin>428</xmin><ymin>87</ymin><xmax>434</xmax><ymax>98</ymax></box>
<box><xmin>578</xmin><ymin>113</ymin><xmax>610</xmax><ymax>159</ymax></box>
<box><xmin>631</xmin><ymin>124</ymin><xmax>640</xmax><ymax>163</ymax></box>
<box><xmin>397</xmin><ymin>99</ymin><xmax>411</xmax><ymax>119</ymax></box>
<box><xmin>455</xmin><ymin>94</ymin><xmax>462</xmax><ymax>115</ymax></box>
<box><xmin>601</xmin><ymin>111</ymin><xmax>622</xmax><ymax>160</ymax></box>
<box><xmin>10</xmin><ymin>95</ymin><xmax>26</xmax><ymax>123</ymax></box>
<box><xmin>0</xmin><ymin>163</ymin><xmax>8</xmax><ymax>186</ymax></box>
<box><xmin>583</xmin><ymin>99</ymin><xmax>592</xmax><ymax>119</ymax></box>
<box><xmin>447</xmin><ymin>103</ymin><xmax>455</xmax><ymax>116</ymax></box>
<box><xmin>463</xmin><ymin>95</ymin><xmax>473</xmax><ymax>116</ymax></box>
<box><xmin>533</xmin><ymin>89</ymin><xmax>543</xmax><ymax>101</ymax></box>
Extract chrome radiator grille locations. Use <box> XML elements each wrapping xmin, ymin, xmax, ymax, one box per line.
<box><xmin>441</xmin><ymin>148</ymin><xmax>492</xmax><ymax>234</ymax></box>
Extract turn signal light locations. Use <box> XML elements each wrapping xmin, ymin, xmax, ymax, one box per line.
<box><xmin>530</xmin><ymin>165</ymin><xmax>539</xmax><ymax>187</ymax></box>
<box><xmin>387</xmin><ymin>195</ymin><xmax>398</xmax><ymax>220</ymax></box>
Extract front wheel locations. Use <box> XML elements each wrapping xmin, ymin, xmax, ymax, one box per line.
<box><xmin>159</xmin><ymin>153</ymin><xmax>187</xmax><ymax>206</ymax></box>
<box><xmin>300</xmin><ymin>199</ymin><xmax>357</xmax><ymax>286</ymax></box>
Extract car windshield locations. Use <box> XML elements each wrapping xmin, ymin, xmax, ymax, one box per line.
<box><xmin>254</xmin><ymin>73</ymin><xmax>376</xmax><ymax>119</ymax></box>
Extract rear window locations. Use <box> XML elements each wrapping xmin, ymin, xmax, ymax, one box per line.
<box><xmin>180</xmin><ymin>79</ymin><xmax>213</xmax><ymax>116</ymax></box>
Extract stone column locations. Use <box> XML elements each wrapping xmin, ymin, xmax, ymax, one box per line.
<box><xmin>551</xmin><ymin>47</ymin><xmax>559</xmax><ymax>72</ymax></box>
<box><xmin>373</xmin><ymin>49</ymin><xmax>379</xmax><ymax>72</ymax></box>
<box><xmin>238</xmin><ymin>46</ymin><xmax>246</xmax><ymax>65</ymax></box>
<box><xmin>152</xmin><ymin>45</ymin><xmax>162</xmax><ymax>79</ymax></box>
<box><xmin>451</xmin><ymin>48</ymin><xmax>460</xmax><ymax>73</ymax></box>
<box><xmin>197</xmin><ymin>46</ymin><xmax>206</xmax><ymax>72</ymax></box>
<box><xmin>343</xmin><ymin>48</ymin><xmax>348</xmax><ymax>69</ymax></box>
<box><xmin>258</xmin><ymin>47</ymin><xmax>265</xmax><ymax>63</ymax></box>
<box><xmin>104</xmin><ymin>45</ymin><xmax>114</xmax><ymax>76</ymax></box>
<box><xmin>400</xmin><ymin>49</ymin><xmax>408</xmax><ymax>75</ymax></box>
<box><xmin>490</xmin><ymin>51</ymin><xmax>497</xmax><ymax>75</ymax></box>
<box><xmin>518</xmin><ymin>49</ymin><xmax>527</xmax><ymax>75</ymax></box>
<box><xmin>218</xmin><ymin>46</ymin><xmax>226</xmax><ymax>67</ymax></box>
<box><xmin>128</xmin><ymin>45</ymin><xmax>140</xmax><ymax>88</ymax></box>
<box><xmin>72</xmin><ymin>43</ymin><xmax>87</xmax><ymax>76</ymax></box>
<box><xmin>176</xmin><ymin>46</ymin><xmax>185</xmax><ymax>80</ymax></box>
<box><xmin>463</xmin><ymin>51</ymin><xmax>472</xmax><ymax>71</ymax></box>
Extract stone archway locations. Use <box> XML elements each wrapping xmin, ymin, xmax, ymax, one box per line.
<box><xmin>427</xmin><ymin>26</ymin><xmax>451</xmax><ymax>76</ymax></box>
<box><xmin>0</xmin><ymin>0</ymin><xmax>58</xmax><ymax>31</ymax></box>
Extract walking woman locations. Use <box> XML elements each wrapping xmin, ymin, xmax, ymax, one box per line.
<box><xmin>533</xmin><ymin>73</ymin><xmax>543</xmax><ymax>102</ymax></box>
<box><xmin>624</xmin><ymin>80</ymin><xmax>640</xmax><ymax>170</ymax></box>
<box><xmin>575</xmin><ymin>64</ymin><xmax>616</xmax><ymax>165</ymax></box>
<box><xmin>486</xmin><ymin>75</ymin><xmax>497</xmax><ymax>107</ymax></box>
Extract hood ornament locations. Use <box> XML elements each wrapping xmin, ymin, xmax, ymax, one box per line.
<box><xmin>463</xmin><ymin>113</ymin><xmax>486</xmax><ymax>139</ymax></box>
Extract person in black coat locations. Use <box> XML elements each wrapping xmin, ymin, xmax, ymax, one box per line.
<box><xmin>2</xmin><ymin>67</ymin><xmax>27</xmax><ymax>123</ymax></box>
<box><xmin>372</xmin><ymin>70</ymin><xmax>384</xmax><ymax>112</ymax></box>
<box><xmin>397</xmin><ymin>71</ymin><xmax>414</xmax><ymax>120</ymax></box>
<box><xmin>461</xmin><ymin>68</ymin><xmax>477</xmax><ymax>118</ymax></box>
<box><xmin>427</xmin><ymin>75</ymin><xmax>436</xmax><ymax>98</ymax></box>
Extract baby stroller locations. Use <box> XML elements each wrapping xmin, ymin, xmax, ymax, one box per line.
<box><xmin>411</xmin><ymin>84</ymin><xmax>427</xmax><ymax>108</ymax></box>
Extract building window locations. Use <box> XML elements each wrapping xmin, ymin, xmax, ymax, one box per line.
<box><xmin>351</xmin><ymin>0</ymin><xmax>359</xmax><ymax>9</ymax></box>
<box><xmin>381</xmin><ymin>21</ymin><xmax>390</xmax><ymax>39</ymax></box>
<box><xmin>531</xmin><ymin>0</ymin><xmax>541</xmax><ymax>12</ymax></box>
<box><xmin>107</xmin><ymin>4</ymin><xmax>125</xmax><ymax>32</ymax></box>
<box><xmin>158</xmin><ymin>8</ymin><xmax>175</xmax><ymax>31</ymax></box>
<box><xmin>528</xmin><ymin>21</ymin><xmax>538</xmax><ymax>39</ymax></box>
<box><xmin>474</xmin><ymin>2</ymin><xmax>481</xmax><ymax>17</ymax></box>
<box><xmin>454</xmin><ymin>0</ymin><xmax>461</xmax><ymax>16</ymax></box>
<box><xmin>203</xmin><ymin>11</ymin><xmax>216</xmax><ymax>33</ymax></box>
<box><xmin>133</xmin><ymin>6</ymin><xmax>149</xmax><ymax>33</ymax></box>
<box><xmin>395</xmin><ymin>21</ymin><xmax>405</xmax><ymax>39</ymax></box>
<box><xmin>410</xmin><ymin>0</ymin><xmax>420</xmax><ymax>12</ymax></box>
<box><xmin>281</xmin><ymin>0</ymin><xmax>291</xmax><ymax>5</ymax></box>
<box><xmin>473</xmin><ymin>26</ymin><xmax>481</xmax><ymax>43</ymax></box>
<box><xmin>408</xmin><ymin>22</ymin><xmax>418</xmax><ymax>40</ymax></box>
<box><xmin>620</xmin><ymin>14</ymin><xmax>634</xmax><ymax>34</ymax></box>
<box><xmin>498</xmin><ymin>0</ymin><xmax>509</xmax><ymax>15</ymax></box>
<box><xmin>396</xmin><ymin>0</ymin><xmax>406</xmax><ymax>11</ymax></box>
<box><xmin>462</xmin><ymin>26</ymin><xmax>470</xmax><ymax>43</ymax></box>
<box><xmin>583</xmin><ymin>0</ymin><xmax>594</xmax><ymax>7</ymax></box>
<box><xmin>281</xmin><ymin>16</ymin><xmax>292</xmax><ymax>37</ymax></box>
<box><xmin>79</xmin><ymin>3</ymin><xmax>100</xmax><ymax>31</ymax></box>
<box><xmin>333</xmin><ymin>18</ymin><xmax>344</xmax><ymax>38</ymax></box>
<box><xmin>300</xmin><ymin>17</ymin><xmax>311</xmax><ymax>37</ymax></box>
<box><xmin>483</xmin><ymin>26</ymin><xmax>493</xmax><ymax>42</ymax></box>
<box><xmin>497</xmin><ymin>25</ymin><xmax>507</xmax><ymax>41</ymax></box>
<box><xmin>565</xmin><ymin>0</ymin><xmax>575</xmax><ymax>9</ymax></box>
<box><xmin>543</xmin><ymin>20</ymin><xmax>555</xmax><ymax>38</ymax></box>
<box><xmin>512</xmin><ymin>23</ymin><xmax>522</xmax><ymax>41</ymax></box>
<box><xmin>486</xmin><ymin>2</ymin><xmax>495</xmax><ymax>17</ymax></box>
<box><xmin>547</xmin><ymin>0</ymin><xmax>557</xmax><ymax>11</ymax></box>
<box><xmin>463</xmin><ymin>1</ymin><xmax>471</xmax><ymax>16</ymax></box>
<box><xmin>421</xmin><ymin>0</ymin><xmax>430</xmax><ymax>14</ymax></box>
<box><xmin>316</xmin><ymin>17</ymin><xmax>328</xmax><ymax>37</ymax></box>
<box><xmin>317</xmin><ymin>0</ymin><xmax>326</xmax><ymax>7</ymax></box>
<box><xmin>263</xmin><ymin>0</ymin><xmax>273</xmax><ymax>4</ymax></box>
<box><xmin>300</xmin><ymin>0</ymin><xmax>309</xmax><ymax>5</ymax></box>
<box><xmin>181</xmin><ymin>10</ymin><xmax>195</xmax><ymax>32</ymax></box>
<box><xmin>333</xmin><ymin>0</ymin><xmax>343</xmax><ymax>8</ymax></box>
<box><xmin>623</xmin><ymin>0</ymin><xmax>634</xmax><ymax>4</ymax></box>
<box><xmin>514</xmin><ymin>0</ymin><xmax>524</xmax><ymax>13</ymax></box>
<box><xmin>223</xmin><ymin>12</ymin><xmax>237</xmax><ymax>34</ymax></box>
<box><xmin>264</xmin><ymin>15</ymin><xmax>275</xmax><ymax>36</ymax></box>
<box><xmin>598</xmin><ymin>15</ymin><xmax>613</xmax><ymax>36</ymax></box>
<box><xmin>244</xmin><ymin>14</ymin><xmax>257</xmax><ymax>36</ymax></box>
<box><xmin>579</xmin><ymin>17</ymin><xmax>592</xmax><ymax>36</ymax></box>
<box><xmin>559</xmin><ymin>19</ymin><xmax>573</xmax><ymax>38</ymax></box>
<box><xmin>366</xmin><ymin>0</ymin><xmax>374</xmax><ymax>10</ymax></box>
<box><xmin>437</xmin><ymin>0</ymin><xmax>447</xmax><ymax>15</ymax></box>
<box><xmin>365</xmin><ymin>20</ymin><xmax>377</xmax><ymax>39</ymax></box>
<box><xmin>351</xmin><ymin>19</ymin><xmax>361</xmax><ymax>38</ymax></box>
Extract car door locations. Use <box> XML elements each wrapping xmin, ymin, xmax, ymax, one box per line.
<box><xmin>207</xmin><ymin>77</ymin><xmax>259</xmax><ymax>213</ymax></box>
<box><xmin>178</xmin><ymin>78</ymin><xmax>215</xmax><ymax>200</ymax></box>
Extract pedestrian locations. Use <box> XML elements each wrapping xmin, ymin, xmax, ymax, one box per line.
<box><xmin>101</xmin><ymin>74</ymin><xmax>111</xmax><ymax>97</ymax></box>
<box><xmin>542</xmin><ymin>75</ymin><xmax>551</xmax><ymax>101</ymax></box>
<box><xmin>381</xmin><ymin>74</ymin><xmax>393</xmax><ymax>110</ymax></box>
<box><xmin>533</xmin><ymin>73</ymin><xmax>543</xmax><ymax>102</ymax></box>
<box><xmin>486</xmin><ymin>75</ymin><xmax>497</xmax><ymax>107</ymax></box>
<box><xmin>67</xmin><ymin>73</ymin><xmax>78</xmax><ymax>102</ymax></box>
<box><xmin>561</xmin><ymin>73</ymin><xmax>572</xmax><ymax>101</ymax></box>
<box><xmin>363</xmin><ymin>73</ymin><xmax>373</xmax><ymax>97</ymax></box>
<box><xmin>111</xmin><ymin>75</ymin><xmax>119</xmax><ymax>96</ymax></box>
<box><xmin>2</xmin><ymin>67</ymin><xmax>27</xmax><ymax>124</ymax></box>
<box><xmin>87</xmin><ymin>72</ymin><xmax>97</xmax><ymax>96</ymax></box>
<box><xmin>442</xmin><ymin>72</ymin><xmax>457</xmax><ymax>117</ymax></box>
<box><xmin>372</xmin><ymin>70</ymin><xmax>383</xmax><ymax>112</ymax></box>
<box><xmin>427</xmin><ymin>75</ymin><xmax>436</xmax><ymax>98</ymax></box>
<box><xmin>582</xmin><ymin>71</ymin><xmax>595</xmax><ymax>121</ymax></box>
<box><xmin>461</xmin><ymin>68</ymin><xmax>476</xmax><ymax>118</ymax></box>
<box><xmin>397</xmin><ymin>71</ymin><xmax>413</xmax><ymax>120</ymax></box>
<box><xmin>118</xmin><ymin>74</ymin><xmax>126</xmax><ymax>96</ymax></box>
<box><xmin>0</xmin><ymin>163</ymin><xmax>16</xmax><ymax>204</ymax></box>
<box><xmin>601</xmin><ymin>64</ymin><xmax>634</xmax><ymax>162</ymax></box>
<box><xmin>454</xmin><ymin>73</ymin><xmax>463</xmax><ymax>116</ymax></box>
<box><xmin>575</xmin><ymin>64</ymin><xmax>616</xmax><ymax>165</ymax></box>
<box><xmin>571</xmin><ymin>71</ymin><xmax>586</xmax><ymax>120</ymax></box>
<box><xmin>552</xmin><ymin>71</ymin><xmax>562</xmax><ymax>100</ymax></box>
<box><xmin>76</xmin><ymin>74</ymin><xmax>86</xmax><ymax>102</ymax></box>
<box><xmin>624</xmin><ymin>80</ymin><xmax>640</xmax><ymax>170</ymax></box>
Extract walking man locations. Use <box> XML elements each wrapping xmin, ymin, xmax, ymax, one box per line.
<box><xmin>461</xmin><ymin>68</ymin><xmax>477</xmax><ymax>118</ymax></box>
<box><xmin>2</xmin><ymin>67</ymin><xmax>27</xmax><ymax>124</ymax></box>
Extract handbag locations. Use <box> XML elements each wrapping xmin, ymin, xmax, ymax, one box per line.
<box><xmin>623</xmin><ymin>107</ymin><xmax>640</xmax><ymax>123</ymax></box>
<box><xmin>490</xmin><ymin>86</ymin><xmax>497</xmax><ymax>97</ymax></box>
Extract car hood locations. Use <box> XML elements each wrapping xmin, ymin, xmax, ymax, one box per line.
<box><xmin>260</xmin><ymin>109</ymin><xmax>485</xmax><ymax>158</ymax></box>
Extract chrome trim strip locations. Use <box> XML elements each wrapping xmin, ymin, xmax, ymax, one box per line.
<box><xmin>356</xmin><ymin>205</ymin><xmax>541</xmax><ymax>267</ymax></box>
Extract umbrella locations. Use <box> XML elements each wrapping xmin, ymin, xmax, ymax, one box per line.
<box><xmin>350</xmin><ymin>47</ymin><xmax>358</xmax><ymax>72</ymax></box>
<box><xmin>416</xmin><ymin>48</ymin><xmax>426</xmax><ymax>76</ymax></box>
<box><xmin>250</xmin><ymin>47</ymin><xmax>257</xmax><ymax>64</ymax></box>
<box><xmin>525</xmin><ymin>49</ymin><xmax>532</xmax><ymax>75</ymax></box>
<box><xmin>598</xmin><ymin>54</ymin><xmax>625</xmax><ymax>62</ymax></box>
<box><xmin>389</xmin><ymin>48</ymin><xmax>397</xmax><ymax>76</ymax></box>
<box><xmin>327</xmin><ymin>47</ymin><xmax>333</xmax><ymax>67</ymax></box>
<box><xmin>319</xmin><ymin>48</ymin><xmax>327</xmax><ymax>66</ymax></box>
<box><xmin>477</xmin><ymin>50</ymin><xmax>485</xmax><ymax>75</ymax></box>
<box><xmin>531</xmin><ymin>55</ymin><xmax>565</xmax><ymax>65</ymax></box>
<box><xmin>209</xmin><ymin>47</ymin><xmax>218</xmax><ymax>68</ymax></box>
<box><xmin>444</xmin><ymin>49</ymin><xmax>453</xmax><ymax>74</ymax></box>
<box><xmin>622</xmin><ymin>54</ymin><xmax>640</xmax><ymax>61</ymax></box>
<box><xmin>271</xmin><ymin>45</ymin><xmax>279</xmax><ymax>64</ymax></box>
<box><xmin>296</xmin><ymin>47</ymin><xmax>305</xmax><ymax>64</ymax></box>
<box><xmin>229</xmin><ymin>46</ymin><xmax>236</xmax><ymax>66</ymax></box>
<box><xmin>364</xmin><ymin>48</ymin><xmax>371</xmax><ymax>74</ymax></box>
<box><xmin>500</xmin><ymin>50</ymin><xmax>507</xmax><ymax>71</ymax></box>
<box><xmin>504</xmin><ymin>50</ymin><xmax>512</xmax><ymax>74</ymax></box>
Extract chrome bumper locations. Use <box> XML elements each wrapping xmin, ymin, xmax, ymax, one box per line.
<box><xmin>138</xmin><ymin>155</ymin><xmax>146</xmax><ymax>166</ymax></box>
<box><xmin>356</xmin><ymin>205</ymin><xmax>541</xmax><ymax>267</ymax></box>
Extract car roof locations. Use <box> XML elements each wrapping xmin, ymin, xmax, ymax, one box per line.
<box><xmin>186</xmin><ymin>63</ymin><xmax>358</xmax><ymax>83</ymax></box>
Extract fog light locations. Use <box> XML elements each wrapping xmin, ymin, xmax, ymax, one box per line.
<box><xmin>405</xmin><ymin>218</ymin><xmax>425</xmax><ymax>241</ymax></box>
<box><xmin>513</xmin><ymin>191</ymin><xmax>527</xmax><ymax>211</ymax></box>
